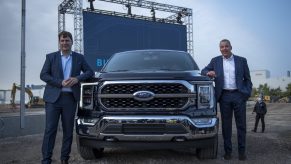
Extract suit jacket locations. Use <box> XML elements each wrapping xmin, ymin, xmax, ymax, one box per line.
<box><xmin>40</xmin><ymin>51</ymin><xmax>94</xmax><ymax>103</ymax></box>
<box><xmin>201</xmin><ymin>55</ymin><xmax>252</xmax><ymax>102</ymax></box>
<box><xmin>253</xmin><ymin>101</ymin><xmax>267</xmax><ymax>114</ymax></box>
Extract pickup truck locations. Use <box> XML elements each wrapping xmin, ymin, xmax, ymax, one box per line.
<box><xmin>76</xmin><ymin>49</ymin><xmax>218</xmax><ymax>159</ymax></box>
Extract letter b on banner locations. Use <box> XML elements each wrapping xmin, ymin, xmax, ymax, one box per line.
<box><xmin>96</xmin><ymin>58</ymin><xmax>108</xmax><ymax>67</ymax></box>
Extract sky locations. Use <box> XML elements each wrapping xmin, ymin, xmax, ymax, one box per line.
<box><xmin>0</xmin><ymin>0</ymin><xmax>291</xmax><ymax>90</ymax></box>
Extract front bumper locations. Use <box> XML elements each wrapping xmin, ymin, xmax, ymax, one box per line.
<box><xmin>76</xmin><ymin>115</ymin><xmax>218</xmax><ymax>142</ymax></box>
<box><xmin>77</xmin><ymin>135</ymin><xmax>217</xmax><ymax>149</ymax></box>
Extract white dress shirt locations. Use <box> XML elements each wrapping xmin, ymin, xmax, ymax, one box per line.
<box><xmin>223</xmin><ymin>54</ymin><xmax>237</xmax><ymax>89</ymax></box>
<box><xmin>61</xmin><ymin>51</ymin><xmax>72</xmax><ymax>92</ymax></box>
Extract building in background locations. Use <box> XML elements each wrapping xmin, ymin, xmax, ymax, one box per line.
<box><xmin>251</xmin><ymin>70</ymin><xmax>291</xmax><ymax>91</ymax></box>
<box><xmin>0</xmin><ymin>90</ymin><xmax>10</xmax><ymax>104</ymax></box>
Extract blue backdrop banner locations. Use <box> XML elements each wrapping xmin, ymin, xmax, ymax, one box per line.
<box><xmin>83</xmin><ymin>11</ymin><xmax>187</xmax><ymax>71</ymax></box>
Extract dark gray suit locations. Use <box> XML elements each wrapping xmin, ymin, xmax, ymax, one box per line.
<box><xmin>40</xmin><ymin>51</ymin><xmax>93</xmax><ymax>164</ymax></box>
<box><xmin>201</xmin><ymin>55</ymin><xmax>252</xmax><ymax>155</ymax></box>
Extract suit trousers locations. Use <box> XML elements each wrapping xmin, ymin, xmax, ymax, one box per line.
<box><xmin>219</xmin><ymin>90</ymin><xmax>246</xmax><ymax>155</ymax></box>
<box><xmin>254</xmin><ymin>113</ymin><xmax>265</xmax><ymax>132</ymax></box>
<box><xmin>42</xmin><ymin>92</ymin><xmax>77</xmax><ymax>164</ymax></box>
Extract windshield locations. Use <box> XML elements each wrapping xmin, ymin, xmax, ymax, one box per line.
<box><xmin>102</xmin><ymin>50</ymin><xmax>199</xmax><ymax>72</ymax></box>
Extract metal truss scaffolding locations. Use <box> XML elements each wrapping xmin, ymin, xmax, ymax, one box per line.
<box><xmin>58</xmin><ymin>0</ymin><xmax>193</xmax><ymax>56</ymax></box>
<box><xmin>58</xmin><ymin>0</ymin><xmax>83</xmax><ymax>53</ymax></box>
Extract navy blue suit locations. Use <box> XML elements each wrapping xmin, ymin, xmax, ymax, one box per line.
<box><xmin>40</xmin><ymin>51</ymin><xmax>93</xmax><ymax>164</ymax></box>
<box><xmin>40</xmin><ymin>51</ymin><xmax>94</xmax><ymax>103</ymax></box>
<box><xmin>201</xmin><ymin>55</ymin><xmax>252</xmax><ymax>155</ymax></box>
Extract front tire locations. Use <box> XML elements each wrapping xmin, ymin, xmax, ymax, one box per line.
<box><xmin>76</xmin><ymin>136</ymin><xmax>104</xmax><ymax>160</ymax></box>
<box><xmin>196</xmin><ymin>135</ymin><xmax>218</xmax><ymax>159</ymax></box>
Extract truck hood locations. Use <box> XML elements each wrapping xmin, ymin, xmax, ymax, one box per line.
<box><xmin>96</xmin><ymin>70</ymin><xmax>210</xmax><ymax>81</ymax></box>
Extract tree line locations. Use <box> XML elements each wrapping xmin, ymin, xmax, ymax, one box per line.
<box><xmin>251</xmin><ymin>83</ymin><xmax>291</xmax><ymax>98</ymax></box>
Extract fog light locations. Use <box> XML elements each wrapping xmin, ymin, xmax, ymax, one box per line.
<box><xmin>79</xmin><ymin>118</ymin><xmax>98</xmax><ymax>126</ymax></box>
<box><xmin>197</xmin><ymin>129</ymin><xmax>206</xmax><ymax>134</ymax></box>
<box><xmin>192</xmin><ymin>118</ymin><xmax>212</xmax><ymax>125</ymax></box>
<box><xmin>104</xmin><ymin>137</ymin><xmax>118</xmax><ymax>142</ymax></box>
<box><xmin>173</xmin><ymin>137</ymin><xmax>186</xmax><ymax>142</ymax></box>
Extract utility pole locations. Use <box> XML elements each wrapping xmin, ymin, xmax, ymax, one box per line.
<box><xmin>20</xmin><ymin>0</ymin><xmax>26</xmax><ymax>128</ymax></box>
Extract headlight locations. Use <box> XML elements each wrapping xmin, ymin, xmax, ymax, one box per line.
<box><xmin>198</xmin><ymin>84</ymin><xmax>214</xmax><ymax>109</ymax></box>
<box><xmin>199</xmin><ymin>86</ymin><xmax>211</xmax><ymax>103</ymax></box>
<box><xmin>80</xmin><ymin>82</ymin><xmax>98</xmax><ymax>110</ymax></box>
<box><xmin>189</xmin><ymin>81</ymin><xmax>215</xmax><ymax>109</ymax></box>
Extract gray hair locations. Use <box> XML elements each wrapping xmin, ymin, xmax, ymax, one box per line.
<box><xmin>220</xmin><ymin>39</ymin><xmax>232</xmax><ymax>47</ymax></box>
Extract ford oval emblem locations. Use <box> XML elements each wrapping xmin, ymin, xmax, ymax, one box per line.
<box><xmin>133</xmin><ymin>91</ymin><xmax>155</xmax><ymax>101</ymax></box>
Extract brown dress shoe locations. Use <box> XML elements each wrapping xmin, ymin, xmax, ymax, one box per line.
<box><xmin>61</xmin><ymin>160</ymin><xmax>68</xmax><ymax>164</ymax></box>
<box><xmin>239</xmin><ymin>153</ymin><xmax>247</xmax><ymax>161</ymax></box>
<box><xmin>223</xmin><ymin>153</ymin><xmax>232</xmax><ymax>160</ymax></box>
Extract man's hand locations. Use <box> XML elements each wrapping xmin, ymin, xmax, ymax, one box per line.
<box><xmin>62</xmin><ymin>79</ymin><xmax>70</xmax><ymax>87</ymax></box>
<box><xmin>206</xmin><ymin>71</ymin><xmax>216</xmax><ymax>78</ymax></box>
<box><xmin>62</xmin><ymin>77</ymin><xmax>79</xmax><ymax>87</ymax></box>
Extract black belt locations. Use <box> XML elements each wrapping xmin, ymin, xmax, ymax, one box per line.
<box><xmin>223</xmin><ymin>89</ymin><xmax>238</xmax><ymax>93</ymax></box>
<box><xmin>61</xmin><ymin>92</ymin><xmax>73</xmax><ymax>95</ymax></box>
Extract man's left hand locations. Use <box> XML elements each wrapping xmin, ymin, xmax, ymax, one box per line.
<box><xmin>66</xmin><ymin>77</ymin><xmax>79</xmax><ymax>87</ymax></box>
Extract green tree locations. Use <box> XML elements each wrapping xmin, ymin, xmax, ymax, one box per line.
<box><xmin>284</xmin><ymin>83</ymin><xmax>291</xmax><ymax>96</ymax></box>
<box><xmin>251</xmin><ymin>88</ymin><xmax>258</xmax><ymax>97</ymax></box>
<box><xmin>269</xmin><ymin>87</ymin><xmax>282</xmax><ymax>97</ymax></box>
<box><xmin>257</xmin><ymin>83</ymin><xmax>270</xmax><ymax>96</ymax></box>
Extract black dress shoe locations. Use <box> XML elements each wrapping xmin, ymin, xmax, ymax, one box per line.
<box><xmin>251</xmin><ymin>129</ymin><xmax>257</xmax><ymax>132</ymax></box>
<box><xmin>239</xmin><ymin>154</ymin><xmax>247</xmax><ymax>161</ymax></box>
<box><xmin>61</xmin><ymin>160</ymin><xmax>68</xmax><ymax>164</ymax></box>
<box><xmin>223</xmin><ymin>153</ymin><xmax>231</xmax><ymax>160</ymax></box>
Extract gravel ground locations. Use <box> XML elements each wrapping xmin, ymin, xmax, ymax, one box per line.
<box><xmin>1</xmin><ymin>103</ymin><xmax>291</xmax><ymax>164</ymax></box>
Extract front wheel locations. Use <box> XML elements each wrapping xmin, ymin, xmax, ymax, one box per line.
<box><xmin>196</xmin><ymin>135</ymin><xmax>218</xmax><ymax>159</ymax></box>
<box><xmin>76</xmin><ymin>136</ymin><xmax>104</xmax><ymax>160</ymax></box>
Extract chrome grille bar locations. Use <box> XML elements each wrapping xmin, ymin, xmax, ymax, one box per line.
<box><xmin>98</xmin><ymin>80</ymin><xmax>196</xmax><ymax>110</ymax></box>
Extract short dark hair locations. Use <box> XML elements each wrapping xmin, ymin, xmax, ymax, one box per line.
<box><xmin>220</xmin><ymin>39</ymin><xmax>232</xmax><ymax>47</ymax></box>
<box><xmin>58</xmin><ymin>31</ymin><xmax>73</xmax><ymax>41</ymax></box>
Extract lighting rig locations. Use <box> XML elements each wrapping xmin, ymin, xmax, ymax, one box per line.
<box><xmin>58</xmin><ymin>0</ymin><xmax>193</xmax><ymax>56</ymax></box>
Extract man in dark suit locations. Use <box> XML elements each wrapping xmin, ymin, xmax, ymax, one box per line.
<box><xmin>252</xmin><ymin>97</ymin><xmax>267</xmax><ymax>133</ymax></box>
<box><xmin>40</xmin><ymin>31</ymin><xmax>94</xmax><ymax>164</ymax></box>
<box><xmin>201</xmin><ymin>39</ymin><xmax>252</xmax><ymax>161</ymax></box>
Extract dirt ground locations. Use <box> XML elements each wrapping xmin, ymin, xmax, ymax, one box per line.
<box><xmin>0</xmin><ymin>103</ymin><xmax>291</xmax><ymax>164</ymax></box>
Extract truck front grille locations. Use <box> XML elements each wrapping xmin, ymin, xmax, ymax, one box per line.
<box><xmin>98</xmin><ymin>80</ymin><xmax>196</xmax><ymax>111</ymax></box>
<box><xmin>101</xmin><ymin>98</ymin><xmax>188</xmax><ymax>109</ymax></box>
<box><xmin>101</xmin><ymin>83</ymin><xmax>188</xmax><ymax>94</ymax></box>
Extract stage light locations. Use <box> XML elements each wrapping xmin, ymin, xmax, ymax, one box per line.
<box><xmin>176</xmin><ymin>12</ymin><xmax>182</xmax><ymax>24</ymax></box>
<box><xmin>88</xmin><ymin>0</ymin><xmax>95</xmax><ymax>11</ymax></box>
<box><xmin>151</xmin><ymin>8</ymin><xmax>156</xmax><ymax>21</ymax></box>
<box><xmin>137</xmin><ymin>0</ymin><xmax>143</xmax><ymax>7</ymax></box>
<box><xmin>181</xmin><ymin>8</ymin><xmax>188</xmax><ymax>16</ymax></box>
<box><xmin>125</xmin><ymin>4</ymin><xmax>132</xmax><ymax>15</ymax></box>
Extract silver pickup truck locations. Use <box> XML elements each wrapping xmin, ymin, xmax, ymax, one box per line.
<box><xmin>76</xmin><ymin>50</ymin><xmax>218</xmax><ymax>159</ymax></box>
